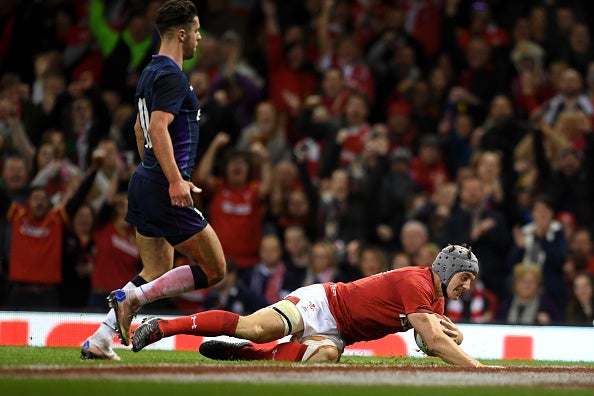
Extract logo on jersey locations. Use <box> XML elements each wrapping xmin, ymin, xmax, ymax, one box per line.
<box><xmin>301</xmin><ymin>301</ymin><xmax>316</xmax><ymax>313</ymax></box>
<box><xmin>197</xmin><ymin>108</ymin><xmax>201</xmax><ymax>121</ymax></box>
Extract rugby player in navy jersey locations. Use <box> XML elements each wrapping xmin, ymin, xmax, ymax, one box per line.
<box><xmin>82</xmin><ymin>0</ymin><xmax>226</xmax><ymax>359</ymax></box>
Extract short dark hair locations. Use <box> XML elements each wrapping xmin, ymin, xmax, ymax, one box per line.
<box><xmin>155</xmin><ymin>0</ymin><xmax>197</xmax><ymax>36</ymax></box>
<box><xmin>222</xmin><ymin>148</ymin><xmax>253</xmax><ymax>181</ymax></box>
<box><xmin>532</xmin><ymin>193</ymin><xmax>555</xmax><ymax>212</ymax></box>
<box><xmin>27</xmin><ymin>185</ymin><xmax>49</xmax><ymax>199</ymax></box>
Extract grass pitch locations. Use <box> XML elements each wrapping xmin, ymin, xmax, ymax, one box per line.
<box><xmin>1</xmin><ymin>346</ymin><xmax>594</xmax><ymax>396</ymax></box>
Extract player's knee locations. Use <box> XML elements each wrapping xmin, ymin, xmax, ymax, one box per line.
<box><xmin>244</xmin><ymin>322</ymin><xmax>268</xmax><ymax>343</ymax></box>
<box><xmin>204</xmin><ymin>261</ymin><xmax>226</xmax><ymax>286</ymax></box>
<box><xmin>301</xmin><ymin>336</ymin><xmax>340</xmax><ymax>363</ymax></box>
<box><xmin>302</xmin><ymin>345</ymin><xmax>340</xmax><ymax>363</ymax></box>
<box><xmin>209</xmin><ymin>266</ymin><xmax>225</xmax><ymax>285</ymax></box>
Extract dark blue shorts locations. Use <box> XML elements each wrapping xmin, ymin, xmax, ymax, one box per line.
<box><xmin>125</xmin><ymin>171</ymin><xmax>208</xmax><ymax>241</ymax></box>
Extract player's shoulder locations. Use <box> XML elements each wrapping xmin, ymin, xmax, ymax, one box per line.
<box><xmin>389</xmin><ymin>266</ymin><xmax>433</xmax><ymax>284</ymax></box>
<box><xmin>392</xmin><ymin>265</ymin><xmax>431</xmax><ymax>277</ymax></box>
<box><xmin>147</xmin><ymin>56</ymin><xmax>183</xmax><ymax>77</ymax></box>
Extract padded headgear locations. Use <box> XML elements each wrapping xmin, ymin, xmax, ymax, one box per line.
<box><xmin>432</xmin><ymin>244</ymin><xmax>479</xmax><ymax>287</ymax></box>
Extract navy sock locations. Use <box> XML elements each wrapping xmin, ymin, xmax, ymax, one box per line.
<box><xmin>131</xmin><ymin>275</ymin><xmax>147</xmax><ymax>287</ymax></box>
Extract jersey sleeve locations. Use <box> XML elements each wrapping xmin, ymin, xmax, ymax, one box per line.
<box><xmin>151</xmin><ymin>73</ymin><xmax>187</xmax><ymax>115</ymax></box>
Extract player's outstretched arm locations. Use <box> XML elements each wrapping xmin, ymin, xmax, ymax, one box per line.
<box><xmin>408</xmin><ymin>312</ymin><xmax>484</xmax><ymax>368</ymax></box>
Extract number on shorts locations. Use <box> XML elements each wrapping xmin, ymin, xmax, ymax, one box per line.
<box><xmin>137</xmin><ymin>97</ymin><xmax>153</xmax><ymax>149</ymax></box>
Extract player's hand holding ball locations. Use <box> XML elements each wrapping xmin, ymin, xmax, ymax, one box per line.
<box><xmin>414</xmin><ymin>313</ymin><xmax>457</xmax><ymax>356</ymax></box>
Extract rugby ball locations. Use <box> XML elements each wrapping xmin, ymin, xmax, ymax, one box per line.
<box><xmin>414</xmin><ymin>314</ymin><xmax>449</xmax><ymax>356</ymax></box>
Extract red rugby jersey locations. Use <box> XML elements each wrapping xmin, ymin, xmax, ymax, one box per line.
<box><xmin>323</xmin><ymin>266</ymin><xmax>444</xmax><ymax>346</ymax></box>
<box><xmin>91</xmin><ymin>222</ymin><xmax>140</xmax><ymax>292</ymax></box>
<box><xmin>208</xmin><ymin>179</ymin><xmax>264</xmax><ymax>268</ymax></box>
<box><xmin>8</xmin><ymin>203</ymin><xmax>68</xmax><ymax>284</ymax></box>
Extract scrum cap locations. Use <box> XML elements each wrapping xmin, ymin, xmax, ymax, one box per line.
<box><xmin>432</xmin><ymin>244</ymin><xmax>479</xmax><ymax>287</ymax></box>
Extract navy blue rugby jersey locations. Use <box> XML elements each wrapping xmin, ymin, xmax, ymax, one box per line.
<box><xmin>135</xmin><ymin>54</ymin><xmax>200</xmax><ymax>181</ymax></box>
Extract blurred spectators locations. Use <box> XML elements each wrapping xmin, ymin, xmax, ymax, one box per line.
<box><xmin>409</xmin><ymin>134</ymin><xmax>450</xmax><ymax>197</ymax></box>
<box><xmin>280</xmin><ymin>224</ymin><xmax>311</xmax><ymax>296</ymax></box>
<box><xmin>210</xmin><ymin>68</ymin><xmax>263</xmax><ymax>129</ymax></box>
<box><xmin>61</xmin><ymin>204</ymin><xmax>95</xmax><ymax>309</ymax></box>
<box><xmin>446</xmin><ymin>276</ymin><xmax>497</xmax><ymax>324</ymax></box>
<box><xmin>1</xmin><ymin>167</ymin><xmax>97</xmax><ymax>309</ymax></box>
<box><xmin>317</xmin><ymin>92</ymin><xmax>373</xmax><ymax>174</ymax></box>
<box><xmin>497</xmin><ymin>262</ymin><xmax>563</xmax><ymax>325</ymax></box>
<box><xmin>441</xmin><ymin>175</ymin><xmax>510</xmax><ymax>299</ymax></box>
<box><xmin>536</xmin><ymin>126</ymin><xmax>594</xmax><ymax>229</ymax></box>
<box><xmin>565</xmin><ymin>272</ymin><xmax>594</xmax><ymax>326</ymax></box>
<box><xmin>89</xmin><ymin>0</ymin><xmax>159</xmax><ymax>104</ymax></box>
<box><xmin>88</xmin><ymin>179</ymin><xmax>140</xmax><ymax>310</ymax></box>
<box><xmin>398</xmin><ymin>219</ymin><xmax>429</xmax><ymax>264</ymax></box>
<box><xmin>302</xmin><ymin>240</ymin><xmax>346</xmax><ymax>286</ymax></box>
<box><xmin>537</xmin><ymin>68</ymin><xmax>593</xmax><ymax>127</ymax></box>
<box><xmin>236</xmin><ymin>100</ymin><xmax>290</xmax><ymax>165</ymax></box>
<box><xmin>564</xmin><ymin>227</ymin><xmax>594</xmax><ymax>285</ymax></box>
<box><xmin>507</xmin><ymin>194</ymin><xmax>568</xmax><ymax>307</ymax></box>
<box><xmin>0</xmin><ymin>153</ymin><xmax>30</xmax><ymax>304</ymax></box>
<box><xmin>247</xmin><ymin>234</ymin><xmax>287</xmax><ymax>304</ymax></box>
<box><xmin>358</xmin><ymin>245</ymin><xmax>389</xmax><ymax>277</ymax></box>
<box><xmin>410</xmin><ymin>182</ymin><xmax>458</xmax><ymax>242</ymax></box>
<box><xmin>390</xmin><ymin>250</ymin><xmax>412</xmax><ymax>270</ymax></box>
<box><xmin>203</xmin><ymin>256</ymin><xmax>268</xmax><ymax>315</ymax></box>
<box><xmin>440</xmin><ymin>112</ymin><xmax>475</xmax><ymax>179</ymax></box>
<box><xmin>1</xmin><ymin>0</ymin><xmax>594</xmax><ymax>325</ymax></box>
<box><xmin>471</xmin><ymin>150</ymin><xmax>504</xmax><ymax>209</ymax></box>
<box><xmin>413</xmin><ymin>242</ymin><xmax>441</xmax><ymax>268</ymax></box>
<box><xmin>318</xmin><ymin>67</ymin><xmax>350</xmax><ymax>120</ymax></box>
<box><xmin>318</xmin><ymin>0</ymin><xmax>375</xmax><ymax>101</ymax></box>
<box><xmin>261</xmin><ymin>0</ymin><xmax>318</xmax><ymax>144</ymax></box>
<box><xmin>376</xmin><ymin>146</ymin><xmax>419</xmax><ymax>251</ymax></box>
<box><xmin>196</xmin><ymin>133</ymin><xmax>272</xmax><ymax>280</ymax></box>
<box><xmin>188</xmin><ymin>68</ymin><xmax>239</xmax><ymax>158</ymax></box>
<box><xmin>30</xmin><ymin>129</ymin><xmax>81</xmax><ymax>206</ymax></box>
<box><xmin>455</xmin><ymin>1</ymin><xmax>510</xmax><ymax>53</ymax></box>
<box><xmin>564</xmin><ymin>24</ymin><xmax>593</xmax><ymax>78</ymax></box>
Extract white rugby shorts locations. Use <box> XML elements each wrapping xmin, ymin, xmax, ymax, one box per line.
<box><xmin>286</xmin><ymin>284</ymin><xmax>345</xmax><ymax>352</ymax></box>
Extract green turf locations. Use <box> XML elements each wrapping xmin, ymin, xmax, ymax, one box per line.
<box><xmin>3</xmin><ymin>345</ymin><xmax>594</xmax><ymax>367</ymax></box>
<box><xmin>1</xmin><ymin>346</ymin><xmax>593</xmax><ymax>396</ymax></box>
<box><xmin>1</xmin><ymin>380</ymin><xmax>594</xmax><ymax>396</ymax></box>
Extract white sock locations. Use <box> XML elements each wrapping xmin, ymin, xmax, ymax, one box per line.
<box><xmin>92</xmin><ymin>282</ymin><xmax>136</xmax><ymax>343</ymax></box>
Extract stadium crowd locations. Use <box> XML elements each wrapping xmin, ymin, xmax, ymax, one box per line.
<box><xmin>0</xmin><ymin>0</ymin><xmax>593</xmax><ymax>326</ymax></box>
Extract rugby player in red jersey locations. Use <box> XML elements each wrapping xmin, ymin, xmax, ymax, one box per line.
<box><xmin>132</xmin><ymin>244</ymin><xmax>500</xmax><ymax>368</ymax></box>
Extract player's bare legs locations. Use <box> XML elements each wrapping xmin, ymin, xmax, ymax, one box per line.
<box><xmin>211</xmin><ymin>304</ymin><xmax>340</xmax><ymax>362</ymax></box>
<box><xmin>234</xmin><ymin>306</ymin><xmax>288</xmax><ymax>343</ymax></box>
<box><xmin>136</xmin><ymin>233</ymin><xmax>175</xmax><ymax>281</ymax></box>
<box><xmin>173</xmin><ymin>224</ymin><xmax>226</xmax><ymax>286</ymax></box>
<box><xmin>110</xmin><ymin>225</ymin><xmax>225</xmax><ymax>345</ymax></box>
<box><xmin>132</xmin><ymin>304</ymin><xmax>340</xmax><ymax>362</ymax></box>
